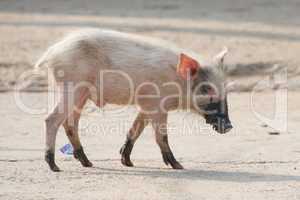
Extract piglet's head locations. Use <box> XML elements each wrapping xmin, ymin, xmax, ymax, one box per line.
<box><xmin>177</xmin><ymin>50</ymin><xmax>233</xmax><ymax>134</ymax></box>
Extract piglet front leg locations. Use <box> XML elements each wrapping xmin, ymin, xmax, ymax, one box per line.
<box><xmin>120</xmin><ymin>112</ymin><xmax>149</xmax><ymax>167</ymax></box>
<box><xmin>151</xmin><ymin>112</ymin><xmax>184</xmax><ymax>170</ymax></box>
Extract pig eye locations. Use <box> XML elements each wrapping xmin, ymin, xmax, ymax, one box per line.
<box><xmin>200</xmin><ymin>85</ymin><xmax>214</xmax><ymax>95</ymax></box>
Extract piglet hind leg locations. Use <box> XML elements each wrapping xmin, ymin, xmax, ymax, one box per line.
<box><xmin>45</xmin><ymin>85</ymin><xmax>91</xmax><ymax>172</ymax></box>
<box><xmin>152</xmin><ymin>113</ymin><xmax>184</xmax><ymax>170</ymax></box>
<box><xmin>45</xmin><ymin>89</ymin><xmax>71</xmax><ymax>172</ymax></box>
<box><xmin>45</xmin><ymin>149</ymin><xmax>60</xmax><ymax>172</ymax></box>
<box><xmin>63</xmin><ymin>92</ymin><xmax>93</xmax><ymax>168</ymax></box>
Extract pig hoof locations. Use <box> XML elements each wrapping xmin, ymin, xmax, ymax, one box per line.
<box><xmin>45</xmin><ymin>150</ymin><xmax>61</xmax><ymax>172</ymax></box>
<box><xmin>121</xmin><ymin>157</ymin><xmax>134</xmax><ymax>167</ymax></box>
<box><xmin>171</xmin><ymin>162</ymin><xmax>184</xmax><ymax>170</ymax></box>
<box><xmin>50</xmin><ymin>164</ymin><xmax>61</xmax><ymax>172</ymax></box>
<box><xmin>81</xmin><ymin>160</ymin><xmax>93</xmax><ymax>167</ymax></box>
<box><xmin>162</xmin><ymin>152</ymin><xmax>184</xmax><ymax>170</ymax></box>
<box><xmin>120</xmin><ymin>138</ymin><xmax>134</xmax><ymax>167</ymax></box>
<box><xmin>74</xmin><ymin>146</ymin><xmax>93</xmax><ymax>167</ymax></box>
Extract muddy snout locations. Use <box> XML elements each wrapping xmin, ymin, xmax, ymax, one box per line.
<box><xmin>203</xmin><ymin>100</ymin><xmax>233</xmax><ymax>134</ymax></box>
<box><xmin>205</xmin><ymin>113</ymin><xmax>232</xmax><ymax>134</ymax></box>
<box><xmin>214</xmin><ymin>116</ymin><xmax>232</xmax><ymax>134</ymax></box>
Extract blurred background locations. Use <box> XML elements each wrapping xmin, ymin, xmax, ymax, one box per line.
<box><xmin>0</xmin><ymin>0</ymin><xmax>300</xmax><ymax>91</ymax></box>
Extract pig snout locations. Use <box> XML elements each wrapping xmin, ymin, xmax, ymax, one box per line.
<box><xmin>205</xmin><ymin>113</ymin><xmax>232</xmax><ymax>134</ymax></box>
<box><xmin>213</xmin><ymin>117</ymin><xmax>233</xmax><ymax>134</ymax></box>
<box><xmin>203</xmin><ymin>99</ymin><xmax>232</xmax><ymax>134</ymax></box>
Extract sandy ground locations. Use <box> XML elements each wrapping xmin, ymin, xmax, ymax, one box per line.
<box><xmin>0</xmin><ymin>0</ymin><xmax>300</xmax><ymax>199</ymax></box>
<box><xmin>0</xmin><ymin>92</ymin><xmax>300</xmax><ymax>200</ymax></box>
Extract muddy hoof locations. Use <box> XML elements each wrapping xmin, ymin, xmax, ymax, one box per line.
<box><xmin>45</xmin><ymin>150</ymin><xmax>61</xmax><ymax>172</ymax></box>
<box><xmin>81</xmin><ymin>160</ymin><xmax>93</xmax><ymax>167</ymax></box>
<box><xmin>120</xmin><ymin>138</ymin><xmax>134</xmax><ymax>167</ymax></box>
<box><xmin>121</xmin><ymin>156</ymin><xmax>134</xmax><ymax>167</ymax></box>
<box><xmin>74</xmin><ymin>146</ymin><xmax>93</xmax><ymax>167</ymax></box>
<box><xmin>50</xmin><ymin>164</ymin><xmax>61</xmax><ymax>172</ymax></box>
<box><xmin>170</xmin><ymin>162</ymin><xmax>184</xmax><ymax>170</ymax></box>
<box><xmin>162</xmin><ymin>151</ymin><xmax>184</xmax><ymax>170</ymax></box>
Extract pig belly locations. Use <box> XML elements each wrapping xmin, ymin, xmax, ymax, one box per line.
<box><xmin>90</xmin><ymin>72</ymin><xmax>137</xmax><ymax>106</ymax></box>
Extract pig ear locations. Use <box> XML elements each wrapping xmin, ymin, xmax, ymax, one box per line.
<box><xmin>177</xmin><ymin>53</ymin><xmax>200</xmax><ymax>80</ymax></box>
<box><xmin>214</xmin><ymin>47</ymin><xmax>228</xmax><ymax>67</ymax></box>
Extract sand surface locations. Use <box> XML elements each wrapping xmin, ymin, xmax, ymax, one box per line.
<box><xmin>0</xmin><ymin>0</ymin><xmax>300</xmax><ymax>199</ymax></box>
<box><xmin>0</xmin><ymin>92</ymin><xmax>300</xmax><ymax>200</ymax></box>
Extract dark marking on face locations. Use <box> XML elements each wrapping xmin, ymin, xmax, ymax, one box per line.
<box><xmin>192</xmin><ymin>68</ymin><xmax>211</xmax><ymax>90</ymax></box>
<box><xmin>203</xmin><ymin>98</ymin><xmax>232</xmax><ymax>134</ymax></box>
<box><xmin>191</xmin><ymin>65</ymin><xmax>232</xmax><ymax>133</ymax></box>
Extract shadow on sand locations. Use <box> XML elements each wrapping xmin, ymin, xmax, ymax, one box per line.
<box><xmin>79</xmin><ymin>166</ymin><xmax>300</xmax><ymax>183</ymax></box>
